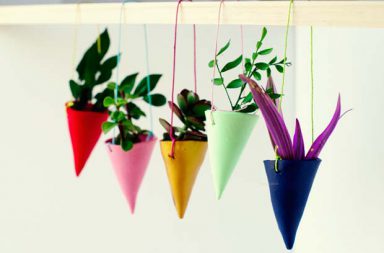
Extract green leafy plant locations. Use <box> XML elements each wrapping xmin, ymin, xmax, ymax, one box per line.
<box><xmin>159</xmin><ymin>89</ymin><xmax>211</xmax><ymax>141</ymax></box>
<box><xmin>102</xmin><ymin>73</ymin><xmax>166</xmax><ymax>151</ymax></box>
<box><xmin>208</xmin><ymin>27</ymin><xmax>290</xmax><ymax>113</ymax></box>
<box><xmin>68</xmin><ymin>29</ymin><xmax>119</xmax><ymax>112</ymax></box>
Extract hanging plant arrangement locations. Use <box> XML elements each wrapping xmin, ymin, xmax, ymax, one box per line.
<box><xmin>159</xmin><ymin>89</ymin><xmax>211</xmax><ymax>219</ymax></box>
<box><xmin>66</xmin><ymin>29</ymin><xmax>118</xmax><ymax>176</ymax></box>
<box><xmin>207</xmin><ymin>27</ymin><xmax>289</xmax><ymax>199</ymax></box>
<box><xmin>103</xmin><ymin>73</ymin><xmax>166</xmax><ymax>214</ymax></box>
<box><xmin>241</xmin><ymin>75</ymin><xmax>347</xmax><ymax>249</ymax></box>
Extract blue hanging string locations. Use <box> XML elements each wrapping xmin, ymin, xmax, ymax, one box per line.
<box><xmin>113</xmin><ymin>0</ymin><xmax>126</xmax><ymax>145</ymax></box>
<box><xmin>143</xmin><ymin>24</ymin><xmax>154</xmax><ymax>141</ymax></box>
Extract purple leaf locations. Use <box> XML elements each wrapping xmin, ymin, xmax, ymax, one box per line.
<box><xmin>306</xmin><ymin>94</ymin><xmax>342</xmax><ymax>159</ymax></box>
<box><xmin>293</xmin><ymin>119</ymin><xmax>305</xmax><ymax>160</ymax></box>
<box><xmin>240</xmin><ymin>75</ymin><xmax>294</xmax><ymax>159</ymax></box>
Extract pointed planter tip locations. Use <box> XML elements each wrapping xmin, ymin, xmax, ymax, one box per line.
<box><xmin>106</xmin><ymin>137</ymin><xmax>157</xmax><ymax>214</ymax></box>
<box><xmin>66</xmin><ymin>103</ymin><xmax>108</xmax><ymax>177</ymax></box>
<box><xmin>160</xmin><ymin>140</ymin><xmax>207</xmax><ymax>219</ymax></box>
<box><xmin>205</xmin><ymin>110</ymin><xmax>258</xmax><ymax>199</ymax></box>
<box><xmin>264</xmin><ymin>159</ymin><xmax>321</xmax><ymax>250</ymax></box>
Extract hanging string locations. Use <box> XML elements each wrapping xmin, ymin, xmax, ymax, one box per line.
<box><xmin>193</xmin><ymin>24</ymin><xmax>197</xmax><ymax>93</ymax></box>
<box><xmin>210</xmin><ymin>0</ymin><xmax>225</xmax><ymax>113</ymax></box>
<box><xmin>310</xmin><ymin>26</ymin><xmax>315</xmax><ymax>143</ymax></box>
<box><xmin>168</xmin><ymin>0</ymin><xmax>196</xmax><ymax>158</ymax></box>
<box><xmin>71</xmin><ymin>3</ymin><xmax>81</xmax><ymax>80</ymax></box>
<box><xmin>143</xmin><ymin>24</ymin><xmax>154</xmax><ymax>141</ymax></box>
<box><xmin>113</xmin><ymin>1</ymin><xmax>126</xmax><ymax>145</ymax></box>
<box><xmin>237</xmin><ymin>0</ymin><xmax>245</xmax><ymax>73</ymax></box>
<box><xmin>278</xmin><ymin>0</ymin><xmax>294</xmax><ymax>112</ymax></box>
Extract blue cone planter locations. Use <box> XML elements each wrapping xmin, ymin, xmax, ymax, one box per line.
<box><xmin>264</xmin><ymin>159</ymin><xmax>321</xmax><ymax>250</ymax></box>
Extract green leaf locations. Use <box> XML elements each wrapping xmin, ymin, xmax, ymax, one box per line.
<box><xmin>126</xmin><ymin>102</ymin><xmax>146</xmax><ymax>119</ymax></box>
<box><xmin>107</xmin><ymin>82</ymin><xmax>116</xmax><ymax>90</ymax></box>
<box><xmin>168</xmin><ymin>101</ymin><xmax>185</xmax><ymax>123</ymax></box>
<box><xmin>111</xmin><ymin>110</ymin><xmax>126</xmax><ymax>122</ymax></box>
<box><xmin>275</xmin><ymin>64</ymin><xmax>284</xmax><ymax>73</ymax></box>
<box><xmin>186</xmin><ymin>116</ymin><xmax>205</xmax><ymax>130</ymax></box>
<box><xmin>143</xmin><ymin>94</ymin><xmax>166</xmax><ymax>106</ymax></box>
<box><xmin>159</xmin><ymin>118</ymin><xmax>172</xmax><ymax>133</ymax></box>
<box><xmin>217</xmin><ymin>40</ymin><xmax>231</xmax><ymax>56</ymax></box>
<box><xmin>213</xmin><ymin>78</ymin><xmax>224</xmax><ymax>85</ymax></box>
<box><xmin>208</xmin><ymin>60</ymin><xmax>215</xmax><ymax>68</ymax></box>
<box><xmin>259</xmin><ymin>48</ymin><xmax>273</xmax><ymax>55</ymax></box>
<box><xmin>242</xmin><ymin>92</ymin><xmax>253</xmax><ymax>103</ymax></box>
<box><xmin>269</xmin><ymin>56</ymin><xmax>278</xmax><ymax>64</ymax></box>
<box><xmin>267</xmin><ymin>67</ymin><xmax>272</xmax><ymax>77</ymax></box>
<box><xmin>116</xmin><ymin>98</ymin><xmax>126</xmax><ymax>107</ymax></box>
<box><xmin>120</xmin><ymin>73</ymin><xmax>139</xmax><ymax>94</ymax></box>
<box><xmin>221</xmin><ymin>55</ymin><xmax>243</xmax><ymax>72</ymax></box>
<box><xmin>187</xmin><ymin>91</ymin><xmax>199</xmax><ymax>104</ymax></box>
<box><xmin>69</xmin><ymin>80</ymin><xmax>81</xmax><ymax>99</ymax></box>
<box><xmin>177</xmin><ymin>93</ymin><xmax>188</xmax><ymax>113</ymax></box>
<box><xmin>256</xmin><ymin>41</ymin><xmax>262</xmax><ymax>50</ymax></box>
<box><xmin>261</xmin><ymin>27</ymin><xmax>268</xmax><ymax>41</ymax></box>
<box><xmin>102</xmin><ymin>121</ymin><xmax>117</xmax><ymax>134</ymax></box>
<box><xmin>255</xmin><ymin>62</ymin><xmax>269</xmax><ymax>70</ymax></box>
<box><xmin>252</xmin><ymin>52</ymin><xmax>258</xmax><ymax>61</ymax></box>
<box><xmin>103</xmin><ymin>96</ymin><xmax>115</xmax><ymax>107</ymax></box>
<box><xmin>192</xmin><ymin>100</ymin><xmax>211</xmax><ymax>117</ymax></box>
<box><xmin>133</xmin><ymin>74</ymin><xmax>162</xmax><ymax>96</ymax></box>
<box><xmin>226</xmin><ymin>78</ymin><xmax>243</xmax><ymax>89</ymax></box>
<box><xmin>252</xmin><ymin>71</ymin><xmax>262</xmax><ymax>81</ymax></box>
<box><xmin>121</xmin><ymin>139</ymin><xmax>133</xmax><ymax>151</ymax></box>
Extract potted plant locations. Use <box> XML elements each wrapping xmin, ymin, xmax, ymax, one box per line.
<box><xmin>66</xmin><ymin>29</ymin><xmax>118</xmax><ymax>176</ymax></box>
<box><xmin>240</xmin><ymin>75</ymin><xmax>347</xmax><ymax>250</ymax></box>
<box><xmin>102</xmin><ymin>72</ymin><xmax>166</xmax><ymax>214</ymax></box>
<box><xmin>206</xmin><ymin>27</ymin><xmax>288</xmax><ymax>198</ymax></box>
<box><xmin>159</xmin><ymin>89</ymin><xmax>211</xmax><ymax>219</ymax></box>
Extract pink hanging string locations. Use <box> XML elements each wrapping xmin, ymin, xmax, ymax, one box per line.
<box><xmin>169</xmin><ymin>0</ymin><xmax>197</xmax><ymax>158</ymax></box>
<box><xmin>211</xmin><ymin>0</ymin><xmax>225</xmax><ymax>113</ymax></box>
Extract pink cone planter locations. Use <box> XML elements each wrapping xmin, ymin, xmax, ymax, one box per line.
<box><xmin>105</xmin><ymin>137</ymin><xmax>157</xmax><ymax>214</ymax></box>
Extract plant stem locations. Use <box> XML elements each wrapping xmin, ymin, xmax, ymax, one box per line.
<box><xmin>215</xmin><ymin>61</ymin><xmax>234</xmax><ymax>110</ymax></box>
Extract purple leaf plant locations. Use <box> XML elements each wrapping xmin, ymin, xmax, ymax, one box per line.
<box><xmin>239</xmin><ymin>74</ymin><xmax>343</xmax><ymax>160</ymax></box>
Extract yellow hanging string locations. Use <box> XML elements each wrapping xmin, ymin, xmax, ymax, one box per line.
<box><xmin>310</xmin><ymin>26</ymin><xmax>315</xmax><ymax>143</ymax></box>
<box><xmin>279</xmin><ymin>0</ymin><xmax>294</xmax><ymax>112</ymax></box>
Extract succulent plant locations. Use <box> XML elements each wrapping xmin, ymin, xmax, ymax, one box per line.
<box><xmin>102</xmin><ymin>73</ymin><xmax>166</xmax><ymax>151</ymax></box>
<box><xmin>159</xmin><ymin>89</ymin><xmax>211</xmax><ymax>141</ymax></box>
<box><xmin>68</xmin><ymin>29</ymin><xmax>118</xmax><ymax>112</ymax></box>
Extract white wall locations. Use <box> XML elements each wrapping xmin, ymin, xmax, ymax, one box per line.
<box><xmin>0</xmin><ymin>23</ymin><xmax>382</xmax><ymax>253</ymax></box>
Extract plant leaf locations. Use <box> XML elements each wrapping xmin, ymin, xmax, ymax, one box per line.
<box><xmin>102</xmin><ymin>121</ymin><xmax>117</xmax><ymax>134</ymax></box>
<box><xmin>293</xmin><ymin>119</ymin><xmax>305</xmax><ymax>160</ymax></box>
<box><xmin>121</xmin><ymin>139</ymin><xmax>133</xmax><ymax>151</ymax></box>
<box><xmin>266</xmin><ymin>76</ymin><xmax>279</xmax><ymax>107</ymax></box>
<box><xmin>227</xmin><ymin>78</ymin><xmax>243</xmax><ymax>89</ymax></box>
<box><xmin>133</xmin><ymin>74</ymin><xmax>162</xmax><ymax>96</ymax></box>
<box><xmin>252</xmin><ymin>71</ymin><xmax>262</xmax><ymax>81</ymax></box>
<box><xmin>221</xmin><ymin>55</ymin><xmax>243</xmax><ymax>72</ymax></box>
<box><xmin>255</xmin><ymin>62</ymin><xmax>269</xmax><ymax>70</ymax></box>
<box><xmin>237</xmin><ymin>103</ymin><xmax>258</xmax><ymax>113</ymax></box>
<box><xmin>69</xmin><ymin>80</ymin><xmax>81</xmax><ymax>99</ymax></box>
<box><xmin>177</xmin><ymin>93</ymin><xmax>188</xmax><ymax>113</ymax></box>
<box><xmin>208</xmin><ymin>60</ymin><xmax>215</xmax><ymax>68</ymax></box>
<box><xmin>217</xmin><ymin>40</ymin><xmax>230</xmax><ymax>56</ymax></box>
<box><xmin>168</xmin><ymin>101</ymin><xmax>185</xmax><ymax>123</ymax></box>
<box><xmin>306</xmin><ymin>95</ymin><xmax>342</xmax><ymax>159</ymax></box>
<box><xmin>275</xmin><ymin>64</ymin><xmax>284</xmax><ymax>73</ymax></box>
<box><xmin>240</xmin><ymin>74</ymin><xmax>294</xmax><ymax>159</ymax></box>
<box><xmin>103</xmin><ymin>96</ymin><xmax>115</xmax><ymax>107</ymax></box>
<box><xmin>120</xmin><ymin>73</ymin><xmax>139</xmax><ymax>94</ymax></box>
<box><xmin>261</xmin><ymin>27</ymin><xmax>267</xmax><ymax>41</ymax></box>
<box><xmin>192</xmin><ymin>100</ymin><xmax>211</xmax><ymax>117</ymax></box>
<box><xmin>259</xmin><ymin>48</ymin><xmax>273</xmax><ymax>55</ymax></box>
<box><xmin>143</xmin><ymin>94</ymin><xmax>166</xmax><ymax>106</ymax></box>
<box><xmin>213</xmin><ymin>78</ymin><xmax>224</xmax><ymax>85</ymax></box>
<box><xmin>186</xmin><ymin>116</ymin><xmax>205</xmax><ymax>130</ymax></box>
<box><xmin>242</xmin><ymin>92</ymin><xmax>253</xmax><ymax>103</ymax></box>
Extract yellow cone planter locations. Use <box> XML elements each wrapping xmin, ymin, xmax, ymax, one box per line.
<box><xmin>205</xmin><ymin>110</ymin><xmax>258</xmax><ymax>199</ymax></box>
<box><xmin>160</xmin><ymin>140</ymin><xmax>207</xmax><ymax>219</ymax></box>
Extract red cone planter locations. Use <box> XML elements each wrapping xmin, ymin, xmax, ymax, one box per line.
<box><xmin>66</xmin><ymin>103</ymin><xmax>108</xmax><ymax>176</ymax></box>
<box><xmin>264</xmin><ymin>159</ymin><xmax>321</xmax><ymax>250</ymax></box>
<box><xmin>105</xmin><ymin>137</ymin><xmax>157</xmax><ymax>214</ymax></box>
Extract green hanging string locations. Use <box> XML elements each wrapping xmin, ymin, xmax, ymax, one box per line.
<box><xmin>310</xmin><ymin>26</ymin><xmax>315</xmax><ymax>143</ymax></box>
<box><xmin>279</xmin><ymin>0</ymin><xmax>294</xmax><ymax>112</ymax></box>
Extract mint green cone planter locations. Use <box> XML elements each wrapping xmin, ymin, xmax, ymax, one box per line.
<box><xmin>205</xmin><ymin>110</ymin><xmax>258</xmax><ymax>199</ymax></box>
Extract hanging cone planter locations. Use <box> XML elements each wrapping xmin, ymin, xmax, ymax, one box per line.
<box><xmin>160</xmin><ymin>140</ymin><xmax>207</xmax><ymax>219</ymax></box>
<box><xmin>205</xmin><ymin>110</ymin><xmax>258</xmax><ymax>199</ymax></box>
<box><xmin>264</xmin><ymin>159</ymin><xmax>321</xmax><ymax>249</ymax></box>
<box><xmin>106</xmin><ymin>137</ymin><xmax>157</xmax><ymax>214</ymax></box>
<box><xmin>66</xmin><ymin>103</ymin><xmax>108</xmax><ymax>176</ymax></box>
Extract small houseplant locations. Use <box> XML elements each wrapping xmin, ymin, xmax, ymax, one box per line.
<box><xmin>66</xmin><ymin>29</ymin><xmax>118</xmax><ymax>176</ymax></box>
<box><xmin>159</xmin><ymin>89</ymin><xmax>211</xmax><ymax>219</ymax></box>
<box><xmin>206</xmin><ymin>27</ymin><xmax>287</xmax><ymax>198</ymax></box>
<box><xmin>102</xmin><ymin>72</ymin><xmax>166</xmax><ymax>214</ymax></box>
<box><xmin>240</xmin><ymin>75</ymin><xmax>346</xmax><ymax>250</ymax></box>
